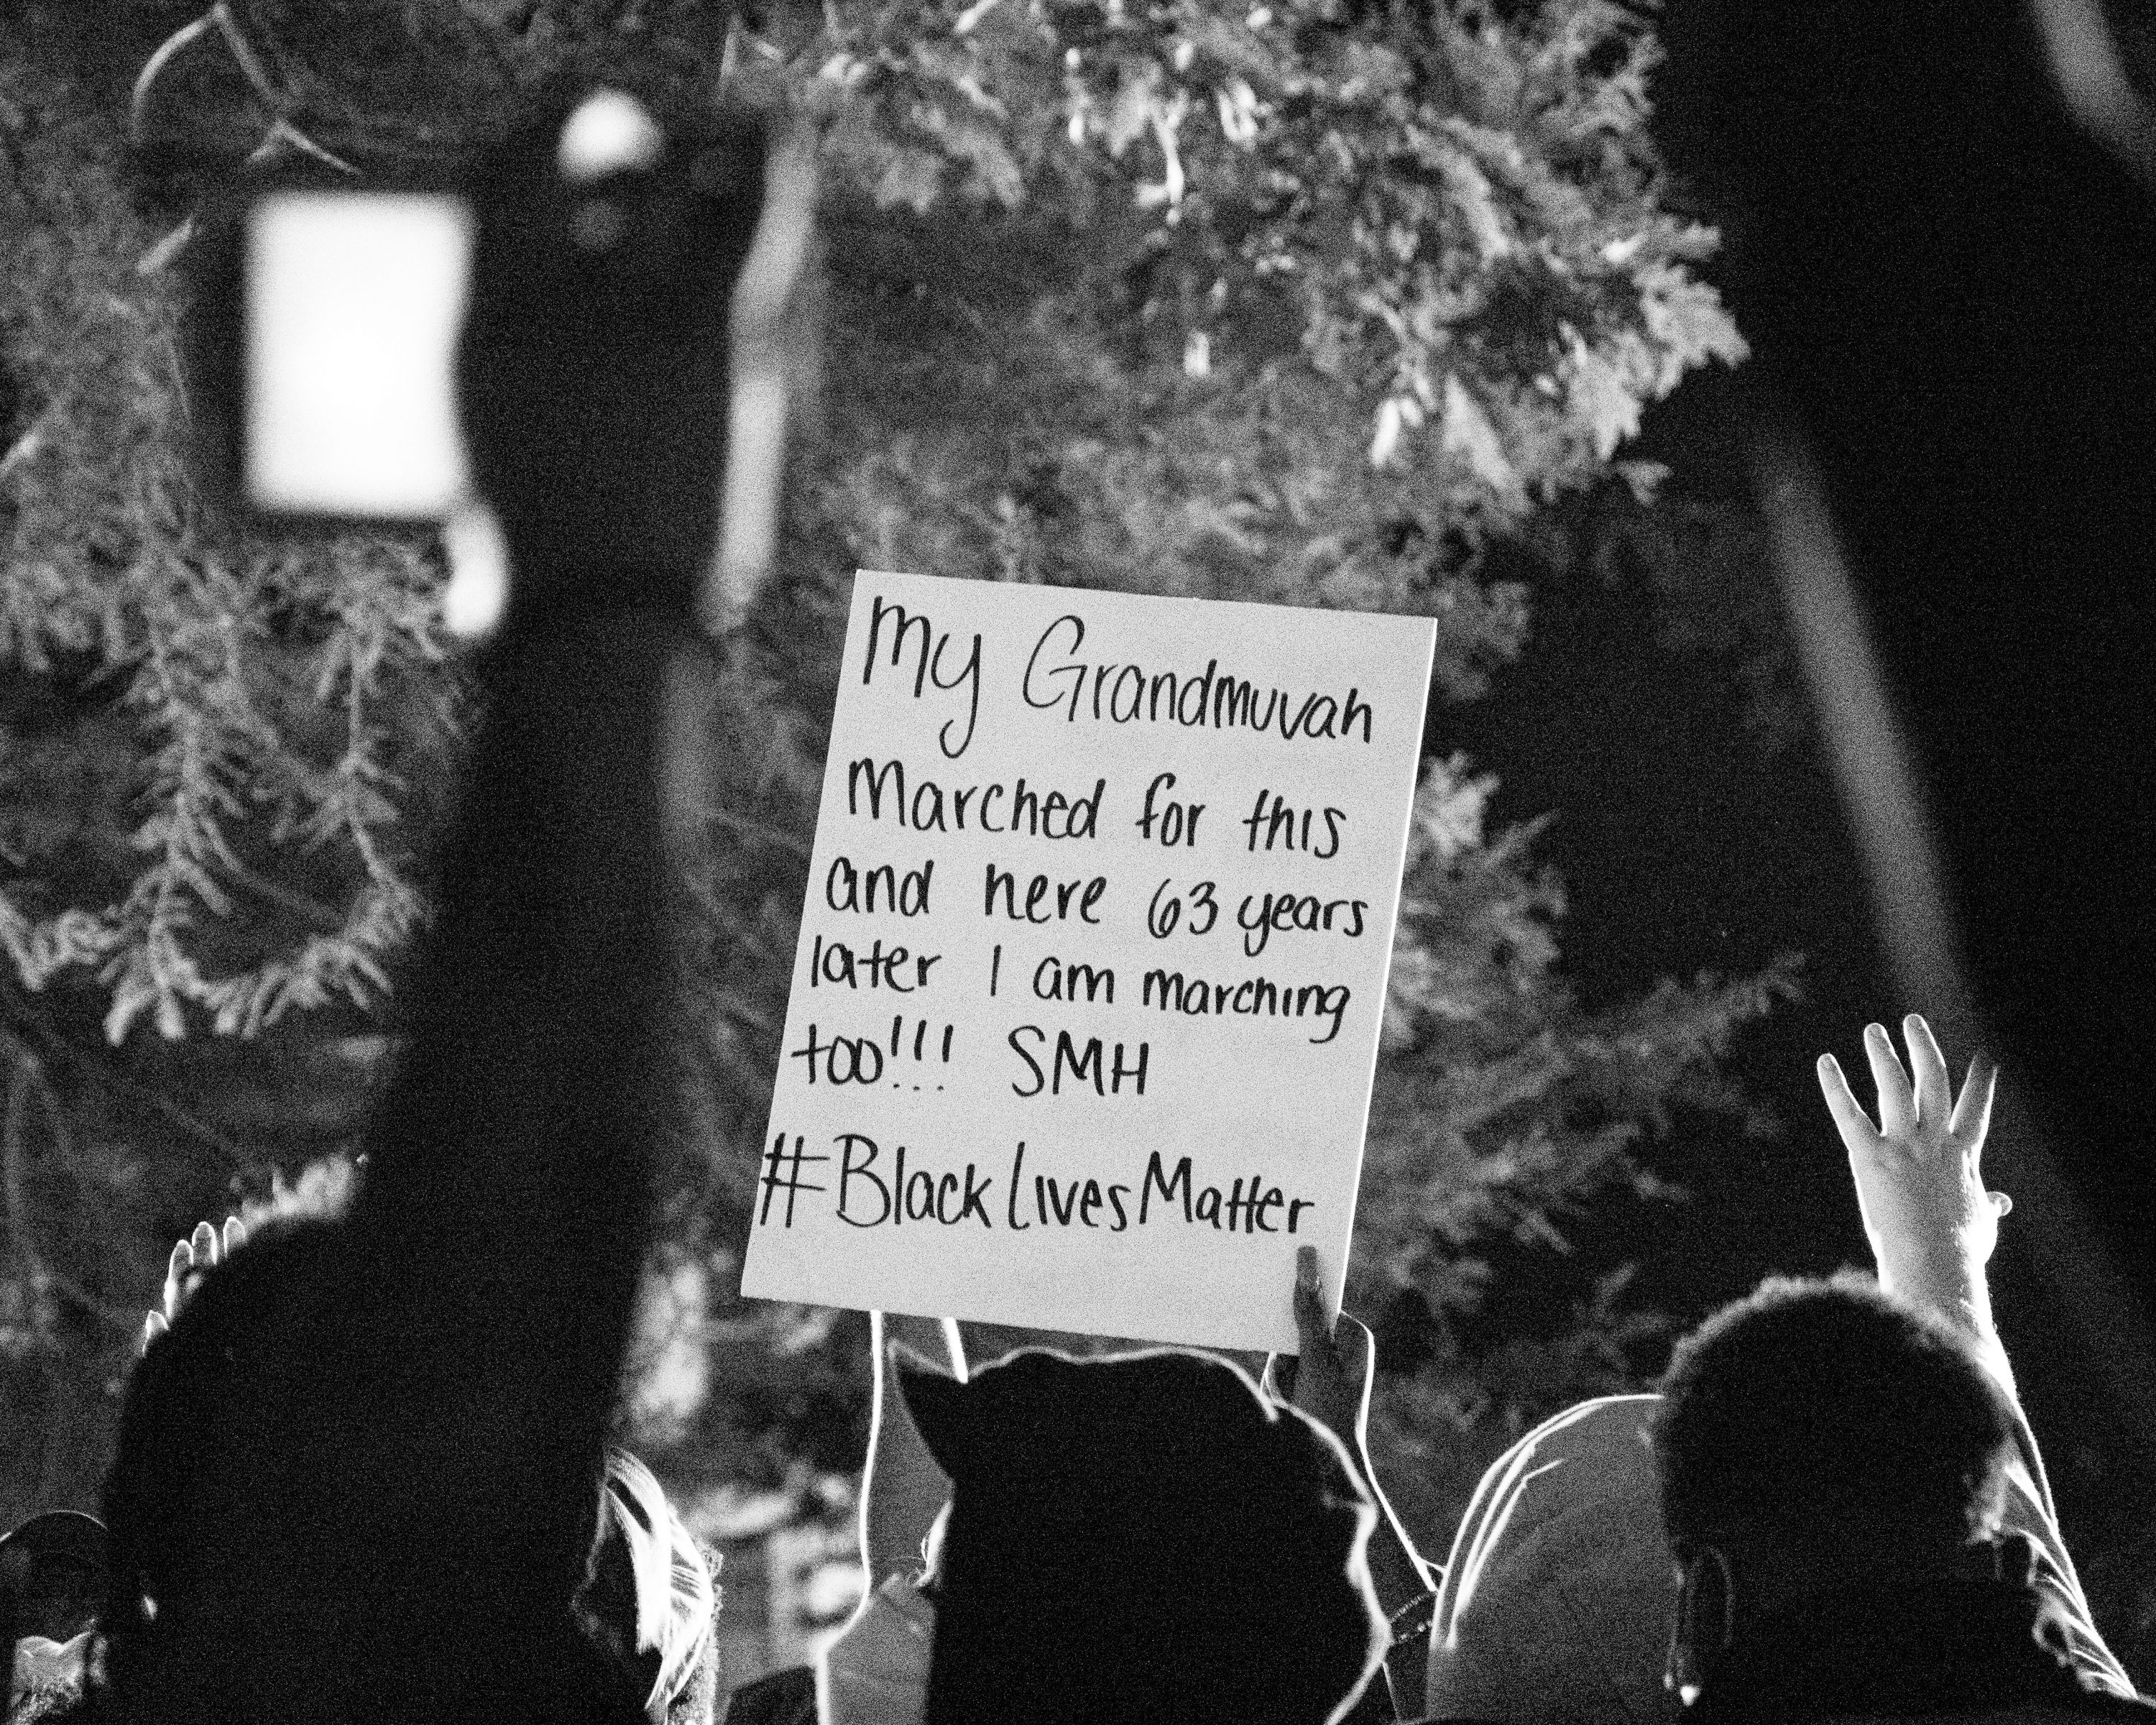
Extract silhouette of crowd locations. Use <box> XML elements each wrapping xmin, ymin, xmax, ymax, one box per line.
<box><xmin>5</xmin><ymin>88</ymin><xmax>2150</xmax><ymax>1725</ymax></box>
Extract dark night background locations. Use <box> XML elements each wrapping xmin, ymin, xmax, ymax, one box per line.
<box><xmin>1465</xmin><ymin>0</ymin><xmax>2156</xmax><ymax>1592</ymax></box>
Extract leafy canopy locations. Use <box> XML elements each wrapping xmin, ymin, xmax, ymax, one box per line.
<box><xmin>1</xmin><ymin>0</ymin><xmax>1779</xmax><ymax>1539</ymax></box>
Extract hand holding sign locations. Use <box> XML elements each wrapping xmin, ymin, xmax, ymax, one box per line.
<box><xmin>1266</xmin><ymin>1248</ymin><xmax>1435</xmax><ymax>1644</ymax></box>
<box><xmin>741</xmin><ymin>571</ymin><xmax>1434</xmax><ymax>1351</ymax></box>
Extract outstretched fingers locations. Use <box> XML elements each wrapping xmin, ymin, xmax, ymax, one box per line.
<box><xmin>1902</xmin><ymin>1013</ymin><xmax>1953</xmax><ymax>1126</ymax></box>
<box><xmin>1817</xmin><ymin>1052</ymin><xmax>1882</xmax><ymax>1154</ymax></box>
<box><xmin>1862</xmin><ymin>1021</ymin><xmax>1916</xmax><ymax>1138</ymax></box>
<box><xmin>1948</xmin><ymin>1054</ymin><xmax>2009</xmax><ymax>1218</ymax></box>
<box><xmin>1950</xmin><ymin>1053</ymin><xmax>1997</xmax><ymax>1147</ymax></box>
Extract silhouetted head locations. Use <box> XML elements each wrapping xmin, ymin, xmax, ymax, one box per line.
<box><xmin>101</xmin><ymin>1212</ymin><xmax>384</xmax><ymax>1723</ymax></box>
<box><xmin>101</xmin><ymin>1176</ymin><xmax>685</xmax><ymax>1724</ymax></box>
<box><xmin>1652</xmin><ymin>1274</ymin><xmax>2016</xmax><ymax>1700</ymax></box>
<box><xmin>1655</xmin><ymin>1274</ymin><xmax>2014</xmax><ymax>1576</ymax></box>
<box><xmin>900</xmin><ymin>1346</ymin><xmax>1385</xmax><ymax>1725</ymax></box>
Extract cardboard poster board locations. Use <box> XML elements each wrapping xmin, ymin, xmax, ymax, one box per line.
<box><xmin>738</xmin><ymin>570</ymin><xmax>1436</xmax><ymax>1353</ymax></box>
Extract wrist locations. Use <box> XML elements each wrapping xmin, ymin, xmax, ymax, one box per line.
<box><xmin>1874</xmin><ymin>1236</ymin><xmax>1983</xmax><ymax>1307</ymax></box>
<box><xmin>1875</xmin><ymin>1249</ymin><xmax>2008</xmax><ymax>1371</ymax></box>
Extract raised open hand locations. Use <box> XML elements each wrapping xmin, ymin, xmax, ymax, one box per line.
<box><xmin>141</xmin><ymin>1215</ymin><xmax>246</xmax><ymax>1353</ymax></box>
<box><xmin>1817</xmin><ymin>1014</ymin><xmax>2009</xmax><ymax>1299</ymax></box>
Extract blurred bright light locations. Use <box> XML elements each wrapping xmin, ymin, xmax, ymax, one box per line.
<box><xmin>2027</xmin><ymin>0</ymin><xmax>2156</xmax><ymax>187</ymax></box>
<box><xmin>246</xmin><ymin>192</ymin><xmax>474</xmax><ymax>518</ymax></box>
<box><xmin>558</xmin><ymin>90</ymin><xmax>665</xmax><ymax>184</ymax></box>
<box><xmin>441</xmin><ymin>500</ymin><xmax>510</xmax><ymax>638</ymax></box>
<box><xmin>703</xmin><ymin>129</ymin><xmax>819</xmax><ymax>631</ymax></box>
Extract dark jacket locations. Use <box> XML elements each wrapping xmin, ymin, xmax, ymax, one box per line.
<box><xmin>1685</xmin><ymin>1535</ymin><xmax>2154</xmax><ymax>1725</ymax></box>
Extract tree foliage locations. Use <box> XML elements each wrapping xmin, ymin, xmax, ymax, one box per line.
<box><xmin>1</xmin><ymin>43</ymin><xmax>459</xmax><ymax>1044</ymax></box>
<box><xmin>1</xmin><ymin>0</ymin><xmax>1787</xmax><ymax>1545</ymax></box>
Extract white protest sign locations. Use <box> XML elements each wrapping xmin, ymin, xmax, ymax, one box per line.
<box><xmin>739</xmin><ymin>570</ymin><xmax>1436</xmax><ymax>1353</ymax></box>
